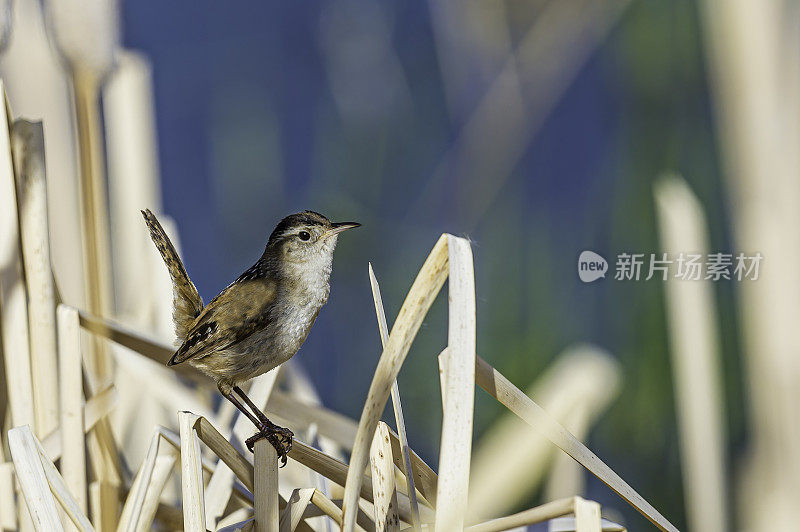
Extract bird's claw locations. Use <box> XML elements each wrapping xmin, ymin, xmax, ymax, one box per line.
<box><xmin>246</xmin><ymin>425</ymin><xmax>293</xmax><ymax>467</ymax></box>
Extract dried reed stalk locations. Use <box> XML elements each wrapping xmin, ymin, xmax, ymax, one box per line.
<box><xmin>8</xmin><ymin>426</ymin><xmax>62</xmax><ymax>531</ymax></box>
<box><xmin>542</xmin><ymin>348</ymin><xmax>620</xmax><ymax>502</ymax></box>
<box><xmin>12</xmin><ymin>119</ymin><xmax>59</xmax><ymax>437</ymax></box>
<box><xmin>72</xmin><ymin>66</ymin><xmax>120</xmax><ymax>528</ymax></box>
<box><xmin>216</xmin><ymin>508</ymin><xmax>254</xmax><ymax>531</ymax></box>
<box><xmin>48</xmin><ymin>9</ymin><xmax>123</xmax><ymax>513</ymax></box>
<box><xmin>74</xmin><ymin>308</ymin><xmax>434</xmax><ymax>522</ymax></box>
<box><xmin>76</xmin><ymin>309</ymin><xmax>211</xmax><ymax>387</ymax></box>
<box><xmin>573</xmin><ymin>498</ymin><xmax>602</xmax><ymax>532</ymax></box>
<box><xmin>182</xmin><ymin>414</ymin><xmax>369</xmax><ymax>531</ymax></box>
<box><xmin>465</xmin><ymin>497</ymin><xmax>600</xmax><ymax>532</ymax></box>
<box><xmin>474</xmin><ymin>355</ymin><xmax>676</xmax><ymax>532</ymax></box>
<box><xmin>117</xmin><ymin>431</ymin><xmax>162</xmax><ymax>531</ymax></box>
<box><xmin>206</xmin><ymin>370</ymin><xmax>279</xmax><ymax>526</ymax></box>
<box><xmin>468</xmin><ymin>346</ymin><xmax>620</xmax><ymax>522</ymax></box>
<box><xmin>279</xmin><ymin>488</ymin><xmax>314</xmax><ymax>531</ymax></box>
<box><xmin>3</xmin><ymin>198</ymin><xmax>678</xmax><ymax>532</ymax></box>
<box><xmin>133</xmin><ymin>453</ymin><xmax>177</xmax><ymax>532</ymax></box>
<box><xmin>0</xmin><ymin>84</ymin><xmax>36</xmax><ymax>528</ymax></box>
<box><xmin>70</xmin><ymin>66</ymin><xmax>114</xmax><ymax>386</ymax></box>
<box><xmin>385</xmin><ymin>430</ymin><xmax>437</xmax><ymax>507</ymax></box>
<box><xmin>30</xmin><ymin>428</ymin><xmax>94</xmax><ymax>532</ymax></box>
<box><xmin>368</xmin><ymin>264</ymin><xmax>420</xmax><ymax>529</ymax></box>
<box><xmin>7</xmin><ymin>424</ymin><xmax>96</xmax><ymax>531</ymax></box>
<box><xmin>434</xmin><ymin>236</ymin><xmax>476</xmax><ymax>532</ymax></box>
<box><xmin>369</xmin><ymin>422</ymin><xmax>399</xmax><ymax>531</ymax></box>
<box><xmin>57</xmin><ymin>305</ymin><xmax>88</xmax><ymax>520</ymax></box>
<box><xmin>179</xmin><ymin>412</ymin><xmax>206</xmax><ymax>531</ymax></box>
<box><xmin>345</xmin><ymin>235</ymin><xmax>677</xmax><ymax>532</ymax></box>
<box><xmin>0</xmin><ymin>461</ymin><xmax>15</xmax><ymax>530</ymax></box>
<box><xmin>42</xmin><ymin>385</ymin><xmax>118</xmax><ymax>462</ymax></box>
<box><xmin>341</xmin><ymin>234</ymin><xmax>449</xmax><ymax>531</ymax></box>
<box><xmin>253</xmin><ymin>439</ymin><xmax>279</xmax><ymax>532</ymax></box>
<box><xmin>309</xmin><ymin>489</ymin><xmax>351</xmax><ymax>530</ymax></box>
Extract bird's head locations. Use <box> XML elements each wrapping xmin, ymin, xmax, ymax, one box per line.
<box><xmin>264</xmin><ymin>210</ymin><xmax>360</xmax><ymax>269</ymax></box>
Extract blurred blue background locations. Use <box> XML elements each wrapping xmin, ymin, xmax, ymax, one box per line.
<box><xmin>122</xmin><ymin>1</ymin><xmax>743</xmax><ymax>529</ymax></box>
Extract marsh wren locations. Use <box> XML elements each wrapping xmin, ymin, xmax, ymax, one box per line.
<box><xmin>142</xmin><ymin>209</ymin><xmax>360</xmax><ymax>464</ymax></box>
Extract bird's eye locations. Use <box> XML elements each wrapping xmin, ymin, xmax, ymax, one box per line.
<box><xmin>298</xmin><ymin>231</ymin><xmax>311</xmax><ymax>241</ymax></box>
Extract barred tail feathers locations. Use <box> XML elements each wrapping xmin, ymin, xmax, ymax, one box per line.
<box><xmin>141</xmin><ymin>209</ymin><xmax>203</xmax><ymax>340</ymax></box>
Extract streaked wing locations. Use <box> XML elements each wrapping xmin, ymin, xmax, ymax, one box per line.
<box><xmin>168</xmin><ymin>278</ymin><xmax>277</xmax><ymax>365</ymax></box>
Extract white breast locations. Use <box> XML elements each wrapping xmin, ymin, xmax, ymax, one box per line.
<box><xmin>275</xmin><ymin>250</ymin><xmax>333</xmax><ymax>358</ymax></box>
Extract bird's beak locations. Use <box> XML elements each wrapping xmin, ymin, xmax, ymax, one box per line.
<box><xmin>327</xmin><ymin>221</ymin><xmax>361</xmax><ymax>236</ymax></box>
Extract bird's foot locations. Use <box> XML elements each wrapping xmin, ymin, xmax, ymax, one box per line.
<box><xmin>246</xmin><ymin>423</ymin><xmax>293</xmax><ymax>467</ymax></box>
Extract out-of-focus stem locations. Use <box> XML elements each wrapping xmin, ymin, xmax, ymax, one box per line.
<box><xmin>654</xmin><ymin>176</ymin><xmax>728</xmax><ymax>532</ymax></box>
<box><xmin>72</xmin><ymin>67</ymin><xmax>114</xmax><ymax>385</ymax></box>
<box><xmin>72</xmin><ymin>67</ymin><xmax>121</xmax><ymax>531</ymax></box>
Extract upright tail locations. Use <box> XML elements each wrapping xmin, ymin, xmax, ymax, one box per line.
<box><xmin>141</xmin><ymin>209</ymin><xmax>204</xmax><ymax>341</ymax></box>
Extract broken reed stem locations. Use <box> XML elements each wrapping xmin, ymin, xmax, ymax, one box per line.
<box><xmin>178</xmin><ymin>412</ymin><xmax>205</xmax><ymax>532</ymax></box>
<box><xmin>57</xmin><ymin>305</ymin><xmax>88</xmax><ymax>518</ymax></box>
<box><xmin>253</xmin><ymin>439</ymin><xmax>279</xmax><ymax>532</ymax></box>
<box><xmin>574</xmin><ymin>498</ymin><xmax>602</xmax><ymax>532</ymax></box>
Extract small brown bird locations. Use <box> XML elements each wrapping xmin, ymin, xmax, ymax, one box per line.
<box><xmin>142</xmin><ymin>209</ymin><xmax>360</xmax><ymax>464</ymax></box>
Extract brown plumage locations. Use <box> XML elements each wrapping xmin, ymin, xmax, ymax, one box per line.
<box><xmin>142</xmin><ymin>208</ymin><xmax>359</xmax><ymax>463</ymax></box>
<box><xmin>170</xmin><ymin>276</ymin><xmax>277</xmax><ymax>366</ymax></box>
<box><xmin>141</xmin><ymin>209</ymin><xmax>203</xmax><ymax>340</ymax></box>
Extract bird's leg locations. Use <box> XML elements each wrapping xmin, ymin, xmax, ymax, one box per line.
<box><xmin>218</xmin><ymin>385</ymin><xmax>290</xmax><ymax>466</ymax></box>
<box><xmin>233</xmin><ymin>385</ymin><xmax>293</xmax><ymax>457</ymax></box>
<box><xmin>232</xmin><ymin>385</ymin><xmax>273</xmax><ymax>425</ymax></box>
<box><xmin>220</xmin><ymin>387</ymin><xmax>261</xmax><ymax>426</ymax></box>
